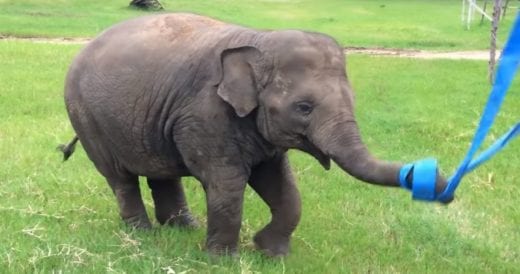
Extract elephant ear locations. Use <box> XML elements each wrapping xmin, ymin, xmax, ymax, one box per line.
<box><xmin>217</xmin><ymin>46</ymin><xmax>266</xmax><ymax>118</ymax></box>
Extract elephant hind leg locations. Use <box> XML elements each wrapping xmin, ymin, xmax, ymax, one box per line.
<box><xmin>147</xmin><ymin>177</ymin><xmax>198</xmax><ymax>228</ymax></box>
<box><xmin>248</xmin><ymin>154</ymin><xmax>301</xmax><ymax>257</ymax></box>
<box><xmin>106</xmin><ymin>174</ymin><xmax>152</xmax><ymax>229</ymax></box>
<box><xmin>69</xmin><ymin>109</ymin><xmax>152</xmax><ymax>229</ymax></box>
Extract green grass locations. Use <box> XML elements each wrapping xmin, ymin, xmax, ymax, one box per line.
<box><xmin>0</xmin><ymin>40</ymin><xmax>519</xmax><ymax>273</ymax></box>
<box><xmin>0</xmin><ymin>0</ymin><xmax>517</xmax><ymax>50</ymax></box>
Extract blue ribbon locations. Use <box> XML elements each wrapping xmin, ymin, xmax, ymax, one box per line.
<box><xmin>399</xmin><ymin>11</ymin><xmax>520</xmax><ymax>203</ymax></box>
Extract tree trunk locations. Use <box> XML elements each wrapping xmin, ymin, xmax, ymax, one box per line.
<box><xmin>489</xmin><ymin>0</ymin><xmax>502</xmax><ymax>84</ymax></box>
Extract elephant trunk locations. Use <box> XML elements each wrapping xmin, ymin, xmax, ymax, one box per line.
<box><xmin>312</xmin><ymin>118</ymin><xmax>403</xmax><ymax>187</ymax></box>
<box><xmin>311</xmin><ymin>116</ymin><xmax>451</xmax><ymax>200</ymax></box>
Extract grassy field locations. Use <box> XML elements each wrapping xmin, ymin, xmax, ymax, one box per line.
<box><xmin>0</xmin><ymin>0</ymin><xmax>517</xmax><ymax>50</ymax></box>
<box><xmin>0</xmin><ymin>39</ymin><xmax>519</xmax><ymax>272</ymax></box>
<box><xmin>1</xmin><ymin>0</ymin><xmax>520</xmax><ymax>272</ymax></box>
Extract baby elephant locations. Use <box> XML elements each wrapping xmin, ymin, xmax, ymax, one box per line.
<box><xmin>61</xmin><ymin>13</ymin><xmax>448</xmax><ymax>256</ymax></box>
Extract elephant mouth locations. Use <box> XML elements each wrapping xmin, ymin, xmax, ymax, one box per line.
<box><xmin>300</xmin><ymin>136</ymin><xmax>331</xmax><ymax>170</ymax></box>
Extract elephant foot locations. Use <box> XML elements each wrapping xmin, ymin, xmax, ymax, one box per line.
<box><xmin>253</xmin><ymin>229</ymin><xmax>290</xmax><ymax>257</ymax></box>
<box><xmin>206</xmin><ymin>232</ymin><xmax>239</xmax><ymax>257</ymax></box>
<box><xmin>206</xmin><ymin>243</ymin><xmax>239</xmax><ymax>257</ymax></box>
<box><xmin>123</xmin><ymin>213</ymin><xmax>152</xmax><ymax>229</ymax></box>
<box><xmin>161</xmin><ymin>211</ymin><xmax>199</xmax><ymax>229</ymax></box>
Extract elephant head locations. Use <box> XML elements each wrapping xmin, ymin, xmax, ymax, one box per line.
<box><xmin>216</xmin><ymin>30</ymin><xmax>449</xmax><ymax>198</ymax></box>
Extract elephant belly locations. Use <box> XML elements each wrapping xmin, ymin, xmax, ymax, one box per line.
<box><xmin>122</xmin><ymin>153</ymin><xmax>191</xmax><ymax>179</ymax></box>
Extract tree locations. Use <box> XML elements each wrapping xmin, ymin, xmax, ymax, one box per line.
<box><xmin>129</xmin><ymin>0</ymin><xmax>163</xmax><ymax>10</ymax></box>
<box><xmin>488</xmin><ymin>0</ymin><xmax>502</xmax><ymax>84</ymax></box>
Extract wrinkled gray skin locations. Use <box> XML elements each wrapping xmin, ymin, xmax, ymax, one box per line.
<box><xmin>63</xmin><ymin>13</ymin><xmax>450</xmax><ymax>256</ymax></box>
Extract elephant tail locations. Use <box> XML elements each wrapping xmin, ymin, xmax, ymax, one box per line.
<box><xmin>57</xmin><ymin>136</ymin><xmax>79</xmax><ymax>161</ymax></box>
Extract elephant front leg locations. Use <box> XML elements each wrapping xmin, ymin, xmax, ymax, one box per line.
<box><xmin>202</xmin><ymin>169</ymin><xmax>248</xmax><ymax>255</ymax></box>
<box><xmin>249</xmin><ymin>154</ymin><xmax>301</xmax><ymax>257</ymax></box>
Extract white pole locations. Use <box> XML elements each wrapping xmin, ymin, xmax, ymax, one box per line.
<box><xmin>472</xmin><ymin>1</ymin><xmax>494</xmax><ymax>20</ymax></box>
<box><xmin>462</xmin><ymin>0</ymin><xmax>466</xmax><ymax>24</ymax></box>
<box><xmin>467</xmin><ymin>0</ymin><xmax>474</xmax><ymax>29</ymax></box>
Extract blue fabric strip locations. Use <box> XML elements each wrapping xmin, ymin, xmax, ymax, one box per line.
<box><xmin>399</xmin><ymin>12</ymin><xmax>520</xmax><ymax>202</ymax></box>
<box><xmin>411</xmin><ymin>158</ymin><xmax>437</xmax><ymax>201</ymax></box>
<box><xmin>465</xmin><ymin>123</ymin><xmax>519</xmax><ymax>173</ymax></box>
<box><xmin>399</xmin><ymin>163</ymin><xmax>413</xmax><ymax>190</ymax></box>
<box><xmin>437</xmin><ymin>11</ymin><xmax>520</xmax><ymax>202</ymax></box>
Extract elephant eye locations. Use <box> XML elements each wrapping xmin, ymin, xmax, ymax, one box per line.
<box><xmin>295</xmin><ymin>101</ymin><xmax>313</xmax><ymax>115</ymax></box>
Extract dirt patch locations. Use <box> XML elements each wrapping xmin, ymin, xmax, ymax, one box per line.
<box><xmin>0</xmin><ymin>35</ymin><xmax>90</xmax><ymax>45</ymax></box>
<box><xmin>0</xmin><ymin>35</ymin><xmax>497</xmax><ymax>60</ymax></box>
<box><xmin>345</xmin><ymin>46</ymin><xmax>497</xmax><ymax>61</ymax></box>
